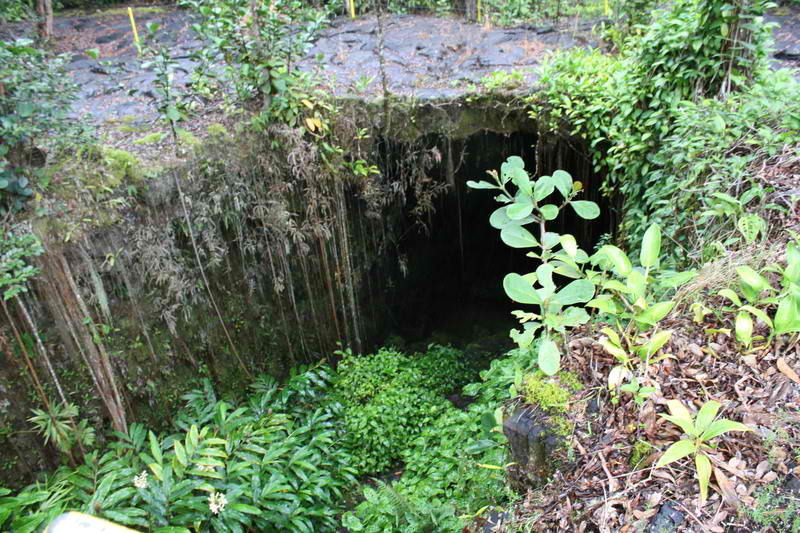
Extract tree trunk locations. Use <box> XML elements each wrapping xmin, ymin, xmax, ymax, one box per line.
<box><xmin>36</xmin><ymin>0</ymin><xmax>53</xmax><ymax>42</ymax></box>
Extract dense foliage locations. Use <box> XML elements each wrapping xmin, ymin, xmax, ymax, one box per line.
<box><xmin>0</xmin><ymin>39</ymin><xmax>88</xmax><ymax>211</ymax></box>
<box><xmin>530</xmin><ymin>0</ymin><xmax>778</xmax><ymax>252</ymax></box>
<box><xmin>0</xmin><ymin>367</ymin><xmax>358</xmax><ymax>532</ymax></box>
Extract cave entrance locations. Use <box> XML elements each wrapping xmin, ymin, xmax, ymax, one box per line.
<box><xmin>377</xmin><ymin>129</ymin><xmax>617</xmax><ymax>349</ymax></box>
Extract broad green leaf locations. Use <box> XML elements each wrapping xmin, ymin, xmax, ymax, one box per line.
<box><xmin>510</xmin><ymin>326</ymin><xmax>535</xmax><ymax>348</ymax></box>
<box><xmin>737</xmin><ymin>214</ymin><xmax>765</xmax><ymax>244</ymax></box>
<box><xmin>534</xmin><ymin>176</ymin><xmax>555</xmax><ymax>202</ymax></box>
<box><xmin>467</xmin><ymin>180</ymin><xmax>497</xmax><ymax>190</ymax></box>
<box><xmin>627</xmin><ymin>269</ymin><xmax>647</xmax><ymax>300</ymax></box>
<box><xmin>785</xmin><ymin>242</ymin><xmax>800</xmax><ymax>284</ymax></box>
<box><xmin>149</xmin><ymin>431</ymin><xmax>162</xmax><ymax>465</ymax></box>
<box><xmin>538</xmin><ymin>339</ymin><xmax>560</xmax><ymax>376</ymax></box>
<box><xmin>700</xmin><ymin>419</ymin><xmax>751</xmax><ymax>441</ymax></box>
<box><xmin>587</xmin><ymin>295</ymin><xmax>620</xmax><ymax>314</ymax></box>
<box><xmin>503</xmin><ymin>273</ymin><xmax>542</xmax><ymax>305</ymax></box>
<box><xmin>741</xmin><ymin>305</ymin><xmax>773</xmax><ymax>328</ymax></box>
<box><xmin>539</xmin><ymin>204</ymin><xmax>559</xmax><ymax>220</ymax></box>
<box><xmin>553</xmin><ymin>279</ymin><xmax>595</xmax><ymax>305</ymax></box>
<box><xmin>594</xmin><ymin>245</ymin><xmax>632</xmax><ymax>276</ymax></box>
<box><xmin>639</xmin><ymin>224</ymin><xmax>661</xmax><ymax>268</ymax></box>
<box><xmin>501</xmin><ymin>225</ymin><xmax>539</xmax><ymax>248</ymax></box>
<box><xmin>601</xmin><ymin>327</ymin><xmax>621</xmax><ymax>345</ymax></box>
<box><xmin>663</xmin><ymin>400</ymin><xmax>695</xmax><ymax>435</ymax></box>
<box><xmin>717</xmin><ymin>289</ymin><xmax>742</xmax><ymax>307</ymax></box>
<box><xmin>542</xmin><ymin>232</ymin><xmax>560</xmax><ymax>250</ymax></box>
<box><xmin>342</xmin><ymin>513</ymin><xmax>365</xmax><ymax>531</ymax></box>
<box><xmin>635</xmin><ymin>301</ymin><xmax>674</xmax><ymax>327</ymax></box>
<box><xmin>735</xmin><ymin>312</ymin><xmax>753</xmax><ymax>348</ymax></box>
<box><xmin>552</xmin><ymin>169</ymin><xmax>572</xmax><ymax>199</ymax></box>
<box><xmin>174</xmin><ymin>440</ymin><xmax>187</xmax><ymax>467</ymax></box>
<box><xmin>695</xmin><ymin>453</ymin><xmax>712</xmax><ymax>504</ymax></box>
<box><xmin>658</xmin><ymin>270</ymin><xmax>697</xmax><ymax>288</ymax></box>
<box><xmin>570</xmin><ymin>200</ymin><xmax>600</xmax><ymax>220</ymax></box>
<box><xmin>636</xmin><ymin>330</ymin><xmax>672</xmax><ymax>359</ymax></box>
<box><xmin>654</xmin><ymin>439</ymin><xmax>696</xmax><ymax>469</ymax></box>
<box><xmin>507</xmin><ymin>201</ymin><xmax>534</xmax><ymax>220</ymax></box>
<box><xmin>490</xmin><ymin>206</ymin><xmax>511</xmax><ymax>229</ymax></box>
<box><xmin>599</xmin><ymin>337</ymin><xmax>628</xmax><ymax>362</ymax></box>
<box><xmin>694</xmin><ymin>401</ymin><xmax>720</xmax><ymax>435</ymax></box>
<box><xmin>559</xmin><ymin>234</ymin><xmax>578</xmax><ymax>257</ymax></box>
<box><xmin>165</xmin><ymin>105</ymin><xmax>181</xmax><ymax>123</ymax></box>
<box><xmin>510</xmin><ymin>167</ymin><xmax>532</xmax><ymax>195</ymax></box>
<box><xmin>736</xmin><ymin>266</ymin><xmax>772</xmax><ymax>302</ymax></box>
<box><xmin>229</xmin><ymin>504</ymin><xmax>261</xmax><ymax>515</ymax></box>
<box><xmin>774</xmin><ymin>294</ymin><xmax>800</xmax><ymax>334</ymax></box>
<box><xmin>561</xmin><ymin>306</ymin><xmax>590</xmax><ymax>327</ymax></box>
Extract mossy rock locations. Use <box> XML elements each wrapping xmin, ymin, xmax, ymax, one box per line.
<box><xmin>177</xmin><ymin>128</ymin><xmax>200</xmax><ymax>147</ymax></box>
<box><xmin>206</xmin><ymin>123</ymin><xmax>228</xmax><ymax>137</ymax></box>
<box><xmin>629</xmin><ymin>440</ymin><xmax>654</xmax><ymax>469</ymax></box>
<box><xmin>102</xmin><ymin>147</ymin><xmax>143</xmax><ymax>184</ymax></box>
<box><xmin>524</xmin><ymin>370</ymin><xmax>582</xmax><ymax>414</ymax></box>
<box><xmin>134</xmin><ymin>132</ymin><xmax>167</xmax><ymax>145</ymax></box>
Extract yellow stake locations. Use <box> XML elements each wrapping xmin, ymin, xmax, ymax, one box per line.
<box><xmin>348</xmin><ymin>0</ymin><xmax>355</xmax><ymax>19</ymax></box>
<box><xmin>603</xmin><ymin>0</ymin><xmax>610</xmax><ymax>16</ymax></box>
<box><xmin>476</xmin><ymin>0</ymin><xmax>481</xmax><ymax>22</ymax></box>
<box><xmin>128</xmin><ymin>7</ymin><xmax>140</xmax><ymax>51</ymax></box>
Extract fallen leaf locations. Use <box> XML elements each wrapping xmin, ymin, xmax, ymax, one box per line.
<box><xmin>714</xmin><ymin>467</ymin><xmax>739</xmax><ymax>506</ymax></box>
<box><xmin>777</xmin><ymin>357</ymin><xmax>800</xmax><ymax>384</ymax></box>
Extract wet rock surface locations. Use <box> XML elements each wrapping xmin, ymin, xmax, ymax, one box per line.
<box><xmin>648</xmin><ymin>501</ymin><xmax>685</xmax><ymax>533</ymax></box>
<box><xmin>2</xmin><ymin>6</ymin><xmax>800</xmax><ymax>126</ymax></box>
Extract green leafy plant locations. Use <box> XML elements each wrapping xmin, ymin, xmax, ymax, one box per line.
<box><xmin>655</xmin><ymin>399</ymin><xmax>751</xmax><ymax>504</ymax></box>
<box><xmin>0</xmin><ymin>39</ymin><xmax>89</xmax><ymax>211</ymax></box>
<box><xmin>530</xmin><ymin>0</ymin><xmax>774</xmax><ymax>251</ymax></box>
<box><xmin>467</xmin><ymin>158</ymin><xmax>599</xmax><ymax>375</ymax></box>
<box><xmin>480</xmin><ymin>70</ymin><xmax>524</xmax><ymax>92</ymax></box>
<box><xmin>29</xmin><ymin>403</ymin><xmax>95</xmax><ymax>456</ymax></box>
<box><xmin>181</xmin><ymin>0</ymin><xmax>328</xmax><ymax>124</ymax></box>
<box><xmin>2</xmin><ymin>366</ymin><xmax>357</xmax><ymax>532</ymax></box>
<box><xmin>717</xmin><ymin>240</ymin><xmax>800</xmax><ymax>347</ymax></box>
<box><xmin>335</xmin><ymin>347</ymin><xmax>447</xmax><ymax>474</ymax></box>
<box><xmin>0</xmin><ymin>232</ymin><xmax>43</xmax><ymax>300</ymax></box>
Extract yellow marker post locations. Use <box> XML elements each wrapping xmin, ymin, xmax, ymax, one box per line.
<box><xmin>603</xmin><ymin>0</ymin><xmax>610</xmax><ymax>16</ymax></box>
<box><xmin>348</xmin><ymin>0</ymin><xmax>355</xmax><ymax>19</ymax></box>
<box><xmin>128</xmin><ymin>7</ymin><xmax>140</xmax><ymax>53</ymax></box>
<box><xmin>476</xmin><ymin>0</ymin><xmax>481</xmax><ymax>23</ymax></box>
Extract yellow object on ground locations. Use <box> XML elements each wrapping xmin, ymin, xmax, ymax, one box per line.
<box><xmin>348</xmin><ymin>0</ymin><xmax>355</xmax><ymax>19</ymax></box>
<box><xmin>45</xmin><ymin>512</ymin><xmax>140</xmax><ymax>533</ymax></box>
<box><xmin>128</xmin><ymin>7</ymin><xmax>140</xmax><ymax>48</ymax></box>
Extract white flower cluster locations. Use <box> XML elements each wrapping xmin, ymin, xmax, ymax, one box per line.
<box><xmin>196</xmin><ymin>463</ymin><xmax>215</xmax><ymax>472</ymax></box>
<box><xmin>133</xmin><ymin>471</ymin><xmax>149</xmax><ymax>489</ymax></box>
<box><xmin>208</xmin><ymin>492</ymin><xmax>228</xmax><ymax>515</ymax></box>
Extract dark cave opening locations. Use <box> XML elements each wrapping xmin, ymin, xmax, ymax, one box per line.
<box><xmin>376</xmin><ymin>129</ymin><xmax>618</xmax><ymax>347</ymax></box>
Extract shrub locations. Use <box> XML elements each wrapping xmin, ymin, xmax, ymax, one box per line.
<box><xmin>0</xmin><ymin>366</ymin><xmax>356</xmax><ymax>532</ymax></box>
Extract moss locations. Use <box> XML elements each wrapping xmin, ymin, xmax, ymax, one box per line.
<box><xmin>118</xmin><ymin>124</ymin><xmax>149</xmax><ymax>133</ymax></box>
<box><xmin>102</xmin><ymin>147</ymin><xmax>143</xmax><ymax>184</ymax></box>
<box><xmin>206</xmin><ymin>123</ymin><xmax>228</xmax><ymax>137</ymax></box>
<box><xmin>524</xmin><ymin>370</ymin><xmax>582</xmax><ymax>413</ymax></box>
<box><xmin>629</xmin><ymin>440</ymin><xmax>653</xmax><ymax>468</ymax></box>
<box><xmin>177</xmin><ymin>128</ymin><xmax>201</xmax><ymax>147</ymax></box>
<box><xmin>550</xmin><ymin>415</ymin><xmax>574</xmax><ymax>437</ymax></box>
<box><xmin>134</xmin><ymin>132</ymin><xmax>167</xmax><ymax>145</ymax></box>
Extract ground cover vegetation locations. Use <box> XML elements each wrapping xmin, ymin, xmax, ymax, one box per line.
<box><xmin>1</xmin><ymin>0</ymin><xmax>800</xmax><ymax>531</ymax></box>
